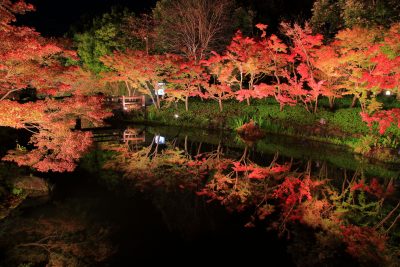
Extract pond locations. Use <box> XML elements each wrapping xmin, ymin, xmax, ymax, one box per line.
<box><xmin>0</xmin><ymin>124</ymin><xmax>399</xmax><ymax>266</ymax></box>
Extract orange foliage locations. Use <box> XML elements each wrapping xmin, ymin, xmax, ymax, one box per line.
<box><xmin>0</xmin><ymin>1</ymin><xmax>111</xmax><ymax>171</ymax></box>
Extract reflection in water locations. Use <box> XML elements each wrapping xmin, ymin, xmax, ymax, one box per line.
<box><xmin>122</xmin><ymin>127</ymin><xmax>146</xmax><ymax>152</ymax></box>
<box><xmin>122</xmin><ymin>128</ymin><xmax>145</xmax><ymax>143</ymax></box>
<box><xmin>1</xmin><ymin>125</ymin><xmax>399</xmax><ymax>266</ymax></box>
<box><xmin>0</xmin><ymin>197</ymin><xmax>115</xmax><ymax>266</ymax></box>
<box><xmin>154</xmin><ymin>135</ymin><xmax>166</xmax><ymax>145</ymax></box>
<box><xmin>95</xmin><ymin>126</ymin><xmax>399</xmax><ymax>266</ymax></box>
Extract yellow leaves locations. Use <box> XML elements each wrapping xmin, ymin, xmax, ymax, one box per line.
<box><xmin>301</xmin><ymin>199</ymin><xmax>333</xmax><ymax>229</ymax></box>
<box><xmin>335</xmin><ymin>27</ymin><xmax>382</xmax><ymax>51</ymax></box>
<box><xmin>365</xmin><ymin>98</ymin><xmax>383</xmax><ymax>114</ymax></box>
<box><xmin>208</xmin><ymin>171</ymin><xmax>234</xmax><ymax>191</ymax></box>
<box><xmin>0</xmin><ymin>100</ymin><xmax>43</xmax><ymax>128</ymax></box>
<box><xmin>162</xmin><ymin>149</ymin><xmax>187</xmax><ymax>165</ymax></box>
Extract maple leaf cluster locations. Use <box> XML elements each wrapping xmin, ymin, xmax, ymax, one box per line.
<box><xmin>0</xmin><ymin>1</ymin><xmax>111</xmax><ymax>172</ymax></box>
<box><xmin>95</xmin><ymin>139</ymin><xmax>398</xmax><ymax>265</ymax></box>
<box><xmin>102</xmin><ymin>21</ymin><xmax>400</xmax><ymax>123</ymax></box>
<box><xmin>187</xmin><ymin>152</ymin><xmax>397</xmax><ymax>264</ymax></box>
<box><xmin>2</xmin><ymin>0</ymin><xmax>400</xmax><ymax>171</ymax></box>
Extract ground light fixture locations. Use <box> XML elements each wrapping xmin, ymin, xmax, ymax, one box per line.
<box><xmin>385</xmin><ymin>90</ymin><xmax>392</xmax><ymax>96</ymax></box>
<box><xmin>174</xmin><ymin>114</ymin><xmax>179</xmax><ymax>119</ymax></box>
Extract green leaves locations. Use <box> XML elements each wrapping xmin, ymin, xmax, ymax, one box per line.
<box><xmin>311</xmin><ymin>0</ymin><xmax>400</xmax><ymax>37</ymax></box>
<box><xmin>74</xmin><ymin>8</ymin><xmax>142</xmax><ymax>73</ymax></box>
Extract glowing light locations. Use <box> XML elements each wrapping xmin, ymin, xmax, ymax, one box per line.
<box><xmin>156</xmin><ymin>82</ymin><xmax>166</xmax><ymax>96</ymax></box>
<box><xmin>154</xmin><ymin>135</ymin><xmax>165</xmax><ymax>144</ymax></box>
<box><xmin>385</xmin><ymin>90</ymin><xmax>391</xmax><ymax>96</ymax></box>
<box><xmin>157</xmin><ymin>89</ymin><xmax>165</xmax><ymax>96</ymax></box>
<box><xmin>123</xmin><ymin>106</ymin><xmax>128</xmax><ymax>110</ymax></box>
<box><xmin>174</xmin><ymin>114</ymin><xmax>179</xmax><ymax>119</ymax></box>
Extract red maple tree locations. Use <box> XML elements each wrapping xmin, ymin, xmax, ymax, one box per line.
<box><xmin>0</xmin><ymin>0</ymin><xmax>111</xmax><ymax>172</ymax></box>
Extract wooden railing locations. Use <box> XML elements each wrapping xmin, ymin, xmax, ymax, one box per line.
<box><xmin>123</xmin><ymin>128</ymin><xmax>145</xmax><ymax>143</ymax></box>
<box><xmin>122</xmin><ymin>95</ymin><xmax>145</xmax><ymax>111</ymax></box>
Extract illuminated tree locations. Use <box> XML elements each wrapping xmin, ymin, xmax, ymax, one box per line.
<box><xmin>252</xmin><ymin>24</ymin><xmax>295</xmax><ymax>110</ymax></box>
<box><xmin>153</xmin><ymin>0</ymin><xmax>232</xmax><ymax>62</ymax></box>
<box><xmin>101</xmin><ymin>50</ymin><xmax>172</xmax><ymax>109</ymax></box>
<box><xmin>0</xmin><ymin>0</ymin><xmax>34</xmax><ymax>30</ymax></box>
<box><xmin>314</xmin><ymin>44</ymin><xmax>344</xmax><ymax>109</ymax></box>
<box><xmin>281</xmin><ymin>22</ymin><xmax>325</xmax><ymax>113</ymax></box>
<box><xmin>334</xmin><ymin>27</ymin><xmax>383</xmax><ymax>112</ymax></box>
<box><xmin>0</xmin><ymin>0</ymin><xmax>111</xmax><ymax>172</ymax></box>
<box><xmin>0</xmin><ymin>76</ymin><xmax>109</xmax><ymax>172</ymax></box>
<box><xmin>166</xmin><ymin>58</ymin><xmax>207</xmax><ymax>111</ymax></box>
<box><xmin>201</xmin><ymin>51</ymin><xmax>235</xmax><ymax>111</ymax></box>
<box><xmin>224</xmin><ymin>30</ymin><xmax>266</xmax><ymax>105</ymax></box>
<box><xmin>361</xmin><ymin>23</ymin><xmax>400</xmax><ymax>98</ymax></box>
<box><xmin>354</xmin><ymin>24</ymin><xmax>400</xmax><ymax>137</ymax></box>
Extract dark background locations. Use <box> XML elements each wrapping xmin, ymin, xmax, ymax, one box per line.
<box><xmin>17</xmin><ymin>0</ymin><xmax>158</xmax><ymax>36</ymax></box>
<box><xmin>17</xmin><ymin>0</ymin><xmax>314</xmax><ymax>36</ymax></box>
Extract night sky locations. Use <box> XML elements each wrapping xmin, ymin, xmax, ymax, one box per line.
<box><xmin>17</xmin><ymin>0</ymin><xmax>313</xmax><ymax>36</ymax></box>
<box><xmin>18</xmin><ymin>0</ymin><xmax>158</xmax><ymax>36</ymax></box>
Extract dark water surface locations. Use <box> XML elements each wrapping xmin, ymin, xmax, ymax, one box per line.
<box><xmin>0</xmin><ymin>125</ymin><xmax>398</xmax><ymax>266</ymax></box>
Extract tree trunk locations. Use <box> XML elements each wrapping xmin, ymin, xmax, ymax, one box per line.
<box><xmin>197</xmin><ymin>142</ymin><xmax>202</xmax><ymax>155</ymax></box>
<box><xmin>218</xmin><ymin>97</ymin><xmax>223</xmax><ymax>112</ymax></box>
<box><xmin>156</xmin><ymin>94</ymin><xmax>160</xmax><ymax>109</ymax></box>
<box><xmin>185</xmin><ymin>95</ymin><xmax>189</xmax><ymax>112</ymax></box>
<box><xmin>350</xmin><ymin>95</ymin><xmax>358</xmax><ymax>108</ymax></box>
<box><xmin>1</xmin><ymin>88</ymin><xmax>22</xmax><ymax>101</ymax></box>
<box><xmin>329</xmin><ymin>96</ymin><xmax>335</xmax><ymax>110</ymax></box>
<box><xmin>314</xmin><ymin>96</ymin><xmax>319</xmax><ymax>113</ymax></box>
<box><xmin>124</xmin><ymin>81</ymin><xmax>131</xmax><ymax>96</ymax></box>
<box><xmin>240</xmin><ymin>69</ymin><xmax>243</xmax><ymax>91</ymax></box>
<box><xmin>112</xmin><ymin>82</ymin><xmax>119</xmax><ymax>96</ymax></box>
<box><xmin>239</xmin><ymin>145</ymin><xmax>248</xmax><ymax>162</ymax></box>
<box><xmin>184</xmin><ymin>135</ymin><xmax>188</xmax><ymax>154</ymax></box>
<box><xmin>144</xmin><ymin>84</ymin><xmax>158</xmax><ymax>109</ymax></box>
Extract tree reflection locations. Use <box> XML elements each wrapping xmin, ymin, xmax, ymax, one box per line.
<box><xmin>0</xmin><ymin>204</ymin><xmax>115</xmax><ymax>266</ymax></box>
<box><xmin>87</xmin><ymin>134</ymin><xmax>399</xmax><ymax>266</ymax></box>
<box><xmin>122</xmin><ymin>127</ymin><xmax>146</xmax><ymax>152</ymax></box>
